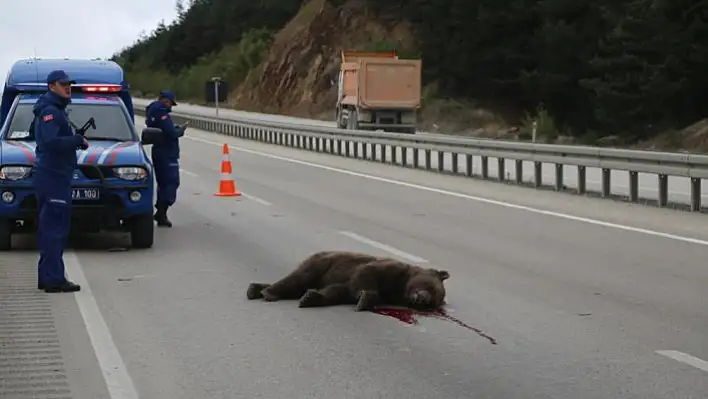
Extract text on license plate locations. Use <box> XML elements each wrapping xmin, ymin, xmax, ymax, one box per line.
<box><xmin>72</xmin><ymin>188</ymin><xmax>100</xmax><ymax>200</ymax></box>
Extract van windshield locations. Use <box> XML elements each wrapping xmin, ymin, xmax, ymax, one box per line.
<box><xmin>4</xmin><ymin>103</ymin><xmax>135</xmax><ymax>142</ymax></box>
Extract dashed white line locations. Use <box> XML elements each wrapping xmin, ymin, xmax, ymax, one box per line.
<box><xmin>339</xmin><ymin>231</ymin><xmax>427</xmax><ymax>263</ymax></box>
<box><xmin>241</xmin><ymin>192</ymin><xmax>271</xmax><ymax>206</ymax></box>
<box><xmin>64</xmin><ymin>251</ymin><xmax>140</xmax><ymax>399</ymax></box>
<box><xmin>184</xmin><ymin>135</ymin><xmax>708</xmax><ymax>247</ymax></box>
<box><xmin>176</xmin><ymin>163</ymin><xmax>270</xmax><ymax>205</ymax></box>
<box><xmin>179</xmin><ymin>168</ymin><xmax>199</xmax><ymax>177</ymax></box>
<box><xmin>656</xmin><ymin>350</ymin><xmax>708</xmax><ymax>373</ymax></box>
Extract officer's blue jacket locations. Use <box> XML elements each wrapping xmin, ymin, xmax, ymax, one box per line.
<box><xmin>32</xmin><ymin>91</ymin><xmax>83</xmax><ymax>178</ymax></box>
<box><xmin>146</xmin><ymin>101</ymin><xmax>183</xmax><ymax>159</ymax></box>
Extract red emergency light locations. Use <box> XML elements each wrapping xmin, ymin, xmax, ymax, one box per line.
<box><xmin>75</xmin><ymin>84</ymin><xmax>122</xmax><ymax>93</ymax></box>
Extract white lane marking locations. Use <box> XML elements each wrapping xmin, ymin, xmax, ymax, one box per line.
<box><xmin>656</xmin><ymin>350</ymin><xmax>708</xmax><ymax>373</ymax></box>
<box><xmin>64</xmin><ymin>252</ymin><xmax>140</xmax><ymax>399</ymax></box>
<box><xmin>179</xmin><ymin>168</ymin><xmax>199</xmax><ymax>177</ymax></box>
<box><xmin>241</xmin><ymin>192</ymin><xmax>271</xmax><ymax>206</ymax></box>
<box><xmin>176</xmin><ymin>166</ymin><xmax>270</xmax><ymax>205</ymax></box>
<box><xmin>339</xmin><ymin>231</ymin><xmax>428</xmax><ymax>263</ymax></box>
<box><xmin>185</xmin><ymin>135</ymin><xmax>708</xmax><ymax>247</ymax></box>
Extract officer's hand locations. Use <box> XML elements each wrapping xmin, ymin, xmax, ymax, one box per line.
<box><xmin>78</xmin><ymin>137</ymin><xmax>89</xmax><ymax>150</ymax></box>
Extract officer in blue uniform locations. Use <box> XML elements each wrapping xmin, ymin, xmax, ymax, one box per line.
<box><xmin>145</xmin><ymin>91</ymin><xmax>185</xmax><ymax>227</ymax></box>
<box><xmin>33</xmin><ymin>70</ymin><xmax>89</xmax><ymax>293</ymax></box>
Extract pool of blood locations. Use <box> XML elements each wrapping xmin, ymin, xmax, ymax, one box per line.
<box><xmin>373</xmin><ymin>307</ymin><xmax>497</xmax><ymax>345</ymax></box>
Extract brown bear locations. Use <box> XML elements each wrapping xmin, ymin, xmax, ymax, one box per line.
<box><xmin>246</xmin><ymin>251</ymin><xmax>450</xmax><ymax>311</ymax></box>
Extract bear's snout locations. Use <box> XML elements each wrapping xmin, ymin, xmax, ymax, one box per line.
<box><xmin>411</xmin><ymin>290</ymin><xmax>432</xmax><ymax>305</ymax></box>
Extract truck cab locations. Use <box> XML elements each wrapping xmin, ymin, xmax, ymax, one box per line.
<box><xmin>0</xmin><ymin>58</ymin><xmax>158</xmax><ymax>250</ymax></box>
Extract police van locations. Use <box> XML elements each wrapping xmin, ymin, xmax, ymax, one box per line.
<box><xmin>0</xmin><ymin>58</ymin><xmax>161</xmax><ymax>250</ymax></box>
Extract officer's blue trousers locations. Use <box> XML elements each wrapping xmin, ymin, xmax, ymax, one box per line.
<box><xmin>153</xmin><ymin>155</ymin><xmax>180</xmax><ymax>207</ymax></box>
<box><xmin>34</xmin><ymin>172</ymin><xmax>72</xmax><ymax>285</ymax></box>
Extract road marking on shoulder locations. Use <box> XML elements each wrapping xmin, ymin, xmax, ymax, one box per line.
<box><xmin>185</xmin><ymin>135</ymin><xmax>708</xmax><ymax>247</ymax></box>
<box><xmin>179</xmin><ymin>168</ymin><xmax>199</xmax><ymax>177</ymax></box>
<box><xmin>64</xmin><ymin>252</ymin><xmax>140</xmax><ymax>399</ymax></box>
<box><xmin>240</xmin><ymin>192</ymin><xmax>271</xmax><ymax>206</ymax></box>
<box><xmin>656</xmin><ymin>350</ymin><xmax>708</xmax><ymax>373</ymax></box>
<box><xmin>339</xmin><ymin>231</ymin><xmax>427</xmax><ymax>263</ymax></box>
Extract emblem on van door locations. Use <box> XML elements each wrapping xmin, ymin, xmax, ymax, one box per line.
<box><xmin>73</xmin><ymin>171</ymin><xmax>79</xmax><ymax>180</ymax></box>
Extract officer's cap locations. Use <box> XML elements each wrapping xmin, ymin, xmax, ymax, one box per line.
<box><xmin>159</xmin><ymin>90</ymin><xmax>177</xmax><ymax>106</ymax></box>
<box><xmin>46</xmin><ymin>70</ymin><xmax>76</xmax><ymax>85</ymax></box>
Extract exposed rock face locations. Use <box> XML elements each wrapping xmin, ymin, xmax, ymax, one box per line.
<box><xmin>233</xmin><ymin>0</ymin><xmax>415</xmax><ymax>120</ymax></box>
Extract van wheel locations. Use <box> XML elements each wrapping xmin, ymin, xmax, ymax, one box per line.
<box><xmin>0</xmin><ymin>219</ymin><xmax>11</xmax><ymax>251</ymax></box>
<box><xmin>129</xmin><ymin>213</ymin><xmax>154</xmax><ymax>249</ymax></box>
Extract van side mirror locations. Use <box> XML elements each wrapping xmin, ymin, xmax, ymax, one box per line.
<box><xmin>140</xmin><ymin>127</ymin><xmax>163</xmax><ymax>146</ymax></box>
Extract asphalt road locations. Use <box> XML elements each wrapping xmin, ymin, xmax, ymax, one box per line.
<box><xmin>4</xmin><ymin>117</ymin><xmax>708</xmax><ymax>398</ymax></box>
<box><xmin>132</xmin><ymin>97</ymin><xmax>708</xmax><ymax>206</ymax></box>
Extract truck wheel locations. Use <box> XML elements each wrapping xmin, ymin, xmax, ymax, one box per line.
<box><xmin>336</xmin><ymin>108</ymin><xmax>345</xmax><ymax>129</ymax></box>
<box><xmin>0</xmin><ymin>219</ymin><xmax>11</xmax><ymax>251</ymax></box>
<box><xmin>129</xmin><ymin>213</ymin><xmax>154</xmax><ymax>249</ymax></box>
<box><xmin>346</xmin><ymin>109</ymin><xmax>358</xmax><ymax>130</ymax></box>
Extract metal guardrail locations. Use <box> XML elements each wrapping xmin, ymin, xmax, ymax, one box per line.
<box><xmin>134</xmin><ymin>107</ymin><xmax>708</xmax><ymax>212</ymax></box>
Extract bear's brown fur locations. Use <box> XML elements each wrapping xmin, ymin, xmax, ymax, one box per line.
<box><xmin>246</xmin><ymin>251</ymin><xmax>450</xmax><ymax>311</ymax></box>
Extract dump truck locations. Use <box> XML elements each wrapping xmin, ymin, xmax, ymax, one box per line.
<box><xmin>335</xmin><ymin>51</ymin><xmax>422</xmax><ymax>134</ymax></box>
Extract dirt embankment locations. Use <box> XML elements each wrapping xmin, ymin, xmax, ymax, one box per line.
<box><xmin>230</xmin><ymin>0</ymin><xmax>415</xmax><ymax>120</ymax></box>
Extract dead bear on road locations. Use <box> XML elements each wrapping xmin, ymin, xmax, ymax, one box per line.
<box><xmin>246</xmin><ymin>251</ymin><xmax>450</xmax><ymax>311</ymax></box>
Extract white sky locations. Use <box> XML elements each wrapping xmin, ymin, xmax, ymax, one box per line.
<box><xmin>0</xmin><ymin>0</ymin><xmax>177</xmax><ymax>85</ymax></box>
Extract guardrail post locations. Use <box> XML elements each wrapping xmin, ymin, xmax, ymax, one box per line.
<box><xmin>392</xmin><ymin>146</ymin><xmax>398</xmax><ymax>164</ymax></box>
<box><xmin>413</xmin><ymin>148</ymin><xmax>419</xmax><ymax>168</ymax></box>
<box><xmin>402</xmin><ymin>147</ymin><xmax>408</xmax><ymax>167</ymax></box>
<box><xmin>577</xmin><ymin>166</ymin><xmax>586</xmax><ymax>194</ymax></box>
<box><xmin>533</xmin><ymin>162</ymin><xmax>542</xmax><ymax>187</ymax></box>
<box><xmin>451</xmin><ymin>153</ymin><xmax>458</xmax><ymax>173</ymax></box>
<box><xmin>362</xmin><ymin>143</ymin><xmax>368</xmax><ymax>160</ymax></box>
<box><xmin>372</xmin><ymin>144</ymin><xmax>378</xmax><ymax>162</ymax></box>
<box><xmin>466</xmin><ymin>155</ymin><xmax>473</xmax><ymax>177</ymax></box>
<box><xmin>658</xmin><ymin>174</ymin><xmax>668</xmax><ymax>206</ymax></box>
<box><xmin>381</xmin><ymin>145</ymin><xmax>387</xmax><ymax>163</ymax></box>
<box><xmin>437</xmin><ymin>151</ymin><xmax>444</xmax><ymax>172</ymax></box>
<box><xmin>554</xmin><ymin>164</ymin><xmax>563</xmax><ymax>191</ymax></box>
<box><xmin>515</xmin><ymin>160</ymin><xmax>523</xmax><ymax>184</ymax></box>
<box><xmin>481</xmin><ymin>156</ymin><xmax>489</xmax><ymax>179</ymax></box>
<box><xmin>425</xmin><ymin>150</ymin><xmax>431</xmax><ymax>170</ymax></box>
<box><xmin>628</xmin><ymin>171</ymin><xmax>639</xmax><ymax>202</ymax></box>
<box><xmin>353</xmin><ymin>141</ymin><xmax>358</xmax><ymax>158</ymax></box>
<box><xmin>690</xmin><ymin>178</ymin><xmax>701</xmax><ymax>211</ymax></box>
<box><xmin>602</xmin><ymin>168</ymin><xmax>611</xmax><ymax>197</ymax></box>
<box><xmin>498</xmin><ymin>158</ymin><xmax>505</xmax><ymax>181</ymax></box>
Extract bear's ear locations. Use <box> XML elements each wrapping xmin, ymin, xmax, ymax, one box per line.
<box><xmin>436</xmin><ymin>270</ymin><xmax>450</xmax><ymax>281</ymax></box>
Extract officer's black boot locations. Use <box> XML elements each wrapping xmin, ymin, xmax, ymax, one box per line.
<box><xmin>154</xmin><ymin>204</ymin><xmax>172</xmax><ymax>227</ymax></box>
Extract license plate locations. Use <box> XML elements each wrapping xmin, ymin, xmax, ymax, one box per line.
<box><xmin>72</xmin><ymin>188</ymin><xmax>100</xmax><ymax>200</ymax></box>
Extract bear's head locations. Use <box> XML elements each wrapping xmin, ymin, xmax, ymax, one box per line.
<box><xmin>404</xmin><ymin>268</ymin><xmax>450</xmax><ymax>310</ymax></box>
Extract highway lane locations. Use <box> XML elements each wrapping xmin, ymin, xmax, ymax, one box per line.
<box><xmin>6</xmin><ymin>118</ymin><xmax>708</xmax><ymax>398</ymax></box>
<box><xmin>132</xmin><ymin>97</ymin><xmax>708</xmax><ymax>207</ymax></box>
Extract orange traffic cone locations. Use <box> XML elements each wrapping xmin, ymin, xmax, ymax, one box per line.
<box><xmin>214</xmin><ymin>143</ymin><xmax>241</xmax><ymax>197</ymax></box>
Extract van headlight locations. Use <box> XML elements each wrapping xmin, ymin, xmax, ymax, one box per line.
<box><xmin>0</xmin><ymin>166</ymin><xmax>31</xmax><ymax>180</ymax></box>
<box><xmin>113</xmin><ymin>167</ymin><xmax>148</xmax><ymax>180</ymax></box>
